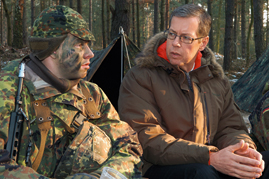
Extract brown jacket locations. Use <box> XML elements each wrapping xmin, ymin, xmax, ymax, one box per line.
<box><xmin>118</xmin><ymin>32</ymin><xmax>255</xmax><ymax>174</ymax></box>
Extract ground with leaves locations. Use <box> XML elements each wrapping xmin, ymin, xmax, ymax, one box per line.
<box><xmin>0</xmin><ymin>45</ymin><xmax>31</xmax><ymax>70</ymax></box>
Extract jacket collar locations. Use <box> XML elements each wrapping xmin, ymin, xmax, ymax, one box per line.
<box><xmin>24</xmin><ymin>65</ymin><xmax>86</xmax><ymax>100</ymax></box>
<box><xmin>135</xmin><ymin>32</ymin><xmax>224</xmax><ymax>80</ymax></box>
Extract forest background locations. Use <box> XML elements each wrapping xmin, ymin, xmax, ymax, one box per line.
<box><xmin>0</xmin><ymin>0</ymin><xmax>267</xmax><ymax>75</ymax></box>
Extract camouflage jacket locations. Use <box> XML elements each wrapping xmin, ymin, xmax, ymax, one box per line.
<box><xmin>0</xmin><ymin>59</ymin><xmax>143</xmax><ymax>178</ymax></box>
<box><xmin>249</xmin><ymin>82</ymin><xmax>269</xmax><ymax>151</ymax></box>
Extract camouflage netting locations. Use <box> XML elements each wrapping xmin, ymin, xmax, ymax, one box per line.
<box><xmin>232</xmin><ymin>47</ymin><xmax>269</xmax><ymax>112</ymax></box>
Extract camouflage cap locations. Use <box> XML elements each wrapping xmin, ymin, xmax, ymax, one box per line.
<box><xmin>30</xmin><ymin>5</ymin><xmax>95</xmax><ymax>41</ymax></box>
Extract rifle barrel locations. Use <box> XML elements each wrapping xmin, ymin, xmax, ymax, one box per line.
<box><xmin>6</xmin><ymin>62</ymin><xmax>25</xmax><ymax>161</ymax></box>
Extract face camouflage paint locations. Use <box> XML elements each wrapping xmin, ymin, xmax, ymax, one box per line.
<box><xmin>54</xmin><ymin>34</ymin><xmax>94</xmax><ymax>80</ymax></box>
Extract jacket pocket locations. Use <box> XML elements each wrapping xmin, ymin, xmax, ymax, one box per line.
<box><xmin>54</xmin><ymin>121</ymin><xmax>112</xmax><ymax>178</ymax></box>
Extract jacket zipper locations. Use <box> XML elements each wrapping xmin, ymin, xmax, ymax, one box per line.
<box><xmin>203</xmin><ymin>93</ymin><xmax>211</xmax><ymax>145</ymax></box>
<box><xmin>185</xmin><ymin>72</ymin><xmax>193</xmax><ymax>92</ymax></box>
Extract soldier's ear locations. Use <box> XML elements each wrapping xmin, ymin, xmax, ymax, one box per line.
<box><xmin>50</xmin><ymin>51</ymin><xmax>57</xmax><ymax>59</ymax></box>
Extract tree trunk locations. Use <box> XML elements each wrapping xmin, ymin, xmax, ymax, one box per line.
<box><xmin>136</xmin><ymin>0</ymin><xmax>140</xmax><ymax>48</ymax></box>
<box><xmin>160</xmin><ymin>0</ymin><xmax>164</xmax><ymax>31</ymax></box>
<box><xmin>88</xmin><ymin>0</ymin><xmax>92</xmax><ymax>28</ymax></box>
<box><xmin>132</xmin><ymin>0</ymin><xmax>135</xmax><ymax>42</ymax></box>
<box><xmin>267</xmin><ymin>0</ymin><xmax>269</xmax><ymax>46</ymax></box>
<box><xmin>111</xmin><ymin>0</ymin><xmax>130</xmax><ymax>40</ymax></box>
<box><xmin>88</xmin><ymin>0</ymin><xmax>92</xmax><ymax>46</ymax></box>
<box><xmin>223</xmin><ymin>0</ymin><xmax>234</xmax><ymax>71</ymax></box>
<box><xmin>69</xmin><ymin>0</ymin><xmax>74</xmax><ymax>9</ymax></box>
<box><xmin>106</xmin><ymin>0</ymin><xmax>110</xmax><ymax>43</ymax></box>
<box><xmin>31</xmin><ymin>0</ymin><xmax>35</xmax><ymax>26</ymax></box>
<box><xmin>165</xmin><ymin>0</ymin><xmax>169</xmax><ymax>29</ymax></box>
<box><xmin>102</xmin><ymin>0</ymin><xmax>106</xmax><ymax>47</ymax></box>
<box><xmin>241</xmin><ymin>0</ymin><xmax>246</xmax><ymax>58</ymax></box>
<box><xmin>40</xmin><ymin>0</ymin><xmax>45</xmax><ymax>12</ymax></box>
<box><xmin>12</xmin><ymin>0</ymin><xmax>24</xmax><ymax>48</ymax></box>
<box><xmin>77</xmin><ymin>0</ymin><xmax>82</xmax><ymax>14</ymax></box>
<box><xmin>141</xmin><ymin>3</ymin><xmax>145</xmax><ymax>45</ymax></box>
<box><xmin>153</xmin><ymin>0</ymin><xmax>159</xmax><ymax>34</ymax></box>
<box><xmin>146</xmin><ymin>3</ymin><xmax>149</xmax><ymax>39</ymax></box>
<box><xmin>22</xmin><ymin>0</ymin><xmax>26</xmax><ymax>45</ymax></box>
<box><xmin>233</xmin><ymin>1</ymin><xmax>237</xmax><ymax>59</ymax></box>
<box><xmin>2</xmin><ymin>0</ymin><xmax>12</xmax><ymax>46</ymax></box>
<box><xmin>246</xmin><ymin>0</ymin><xmax>253</xmax><ymax>67</ymax></box>
<box><xmin>207</xmin><ymin>0</ymin><xmax>214</xmax><ymax>51</ymax></box>
<box><xmin>253</xmin><ymin>0</ymin><xmax>265</xmax><ymax>60</ymax></box>
<box><xmin>59</xmin><ymin>0</ymin><xmax>64</xmax><ymax>5</ymax></box>
<box><xmin>0</xmin><ymin>0</ymin><xmax>2</xmax><ymax>44</ymax></box>
<box><xmin>216</xmin><ymin>0</ymin><xmax>222</xmax><ymax>53</ymax></box>
<box><xmin>185</xmin><ymin>0</ymin><xmax>189</xmax><ymax>4</ymax></box>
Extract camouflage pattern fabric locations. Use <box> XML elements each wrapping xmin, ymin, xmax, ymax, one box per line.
<box><xmin>29</xmin><ymin>5</ymin><xmax>95</xmax><ymax>61</ymax></box>
<box><xmin>249</xmin><ymin>82</ymin><xmax>269</xmax><ymax>151</ymax></box>
<box><xmin>30</xmin><ymin>5</ymin><xmax>95</xmax><ymax>41</ymax></box>
<box><xmin>232</xmin><ymin>47</ymin><xmax>269</xmax><ymax>112</ymax></box>
<box><xmin>263</xmin><ymin>82</ymin><xmax>269</xmax><ymax>96</ymax></box>
<box><xmin>65</xmin><ymin>173</ymin><xmax>99</xmax><ymax>179</ymax></box>
<box><xmin>0</xmin><ymin>59</ymin><xmax>143</xmax><ymax>178</ymax></box>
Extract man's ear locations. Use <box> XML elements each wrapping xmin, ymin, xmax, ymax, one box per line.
<box><xmin>199</xmin><ymin>36</ymin><xmax>209</xmax><ymax>51</ymax></box>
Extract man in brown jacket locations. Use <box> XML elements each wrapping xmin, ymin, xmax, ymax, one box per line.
<box><xmin>118</xmin><ymin>4</ymin><xmax>269</xmax><ymax>179</ymax></box>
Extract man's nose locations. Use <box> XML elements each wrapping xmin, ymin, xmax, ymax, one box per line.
<box><xmin>172</xmin><ymin>36</ymin><xmax>181</xmax><ymax>47</ymax></box>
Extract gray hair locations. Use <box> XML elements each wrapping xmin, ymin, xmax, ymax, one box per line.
<box><xmin>169</xmin><ymin>4</ymin><xmax>211</xmax><ymax>37</ymax></box>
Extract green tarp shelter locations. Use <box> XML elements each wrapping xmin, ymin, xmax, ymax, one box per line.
<box><xmin>232</xmin><ymin>47</ymin><xmax>269</xmax><ymax>112</ymax></box>
<box><xmin>85</xmin><ymin>27</ymin><xmax>140</xmax><ymax>110</ymax></box>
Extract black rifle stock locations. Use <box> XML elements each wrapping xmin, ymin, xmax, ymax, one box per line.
<box><xmin>6</xmin><ymin>62</ymin><xmax>25</xmax><ymax>162</ymax></box>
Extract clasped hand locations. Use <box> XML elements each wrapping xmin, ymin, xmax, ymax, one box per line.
<box><xmin>210</xmin><ymin>140</ymin><xmax>264</xmax><ymax>179</ymax></box>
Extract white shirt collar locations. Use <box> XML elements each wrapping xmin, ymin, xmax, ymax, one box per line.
<box><xmin>190</xmin><ymin>62</ymin><xmax>195</xmax><ymax>71</ymax></box>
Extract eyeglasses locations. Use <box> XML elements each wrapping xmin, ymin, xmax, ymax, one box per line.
<box><xmin>164</xmin><ymin>29</ymin><xmax>205</xmax><ymax>44</ymax></box>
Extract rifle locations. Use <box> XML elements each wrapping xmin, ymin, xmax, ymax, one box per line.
<box><xmin>6</xmin><ymin>62</ymin><xmax>26</xmax><ymax>162</ymax></box>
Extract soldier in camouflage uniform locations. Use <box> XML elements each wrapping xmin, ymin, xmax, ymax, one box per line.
<box><xmin>0</xmin><ymin>5</ymin><xmax>142</xmax><ymax>179</ymax></box>
<box><xmin>250</xmin><ymin>82</ymin><xmax>269</xmax><ymax>152</ymax></box>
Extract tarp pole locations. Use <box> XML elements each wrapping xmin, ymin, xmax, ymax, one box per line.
<box><xmin>119</xmin><ymin>26</ymin><xmax>124</xmax><ymax>83</ymax></box>
<box><xmin>123</xmin><ymin>34</ymin><xmax>132</xmax><ymax>69</ymax></box>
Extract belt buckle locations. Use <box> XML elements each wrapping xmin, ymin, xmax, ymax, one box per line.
<box><xmin>71</xmin><ymin>113</ymin><xmax>86</xmax><ymax>130</ymax></box>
